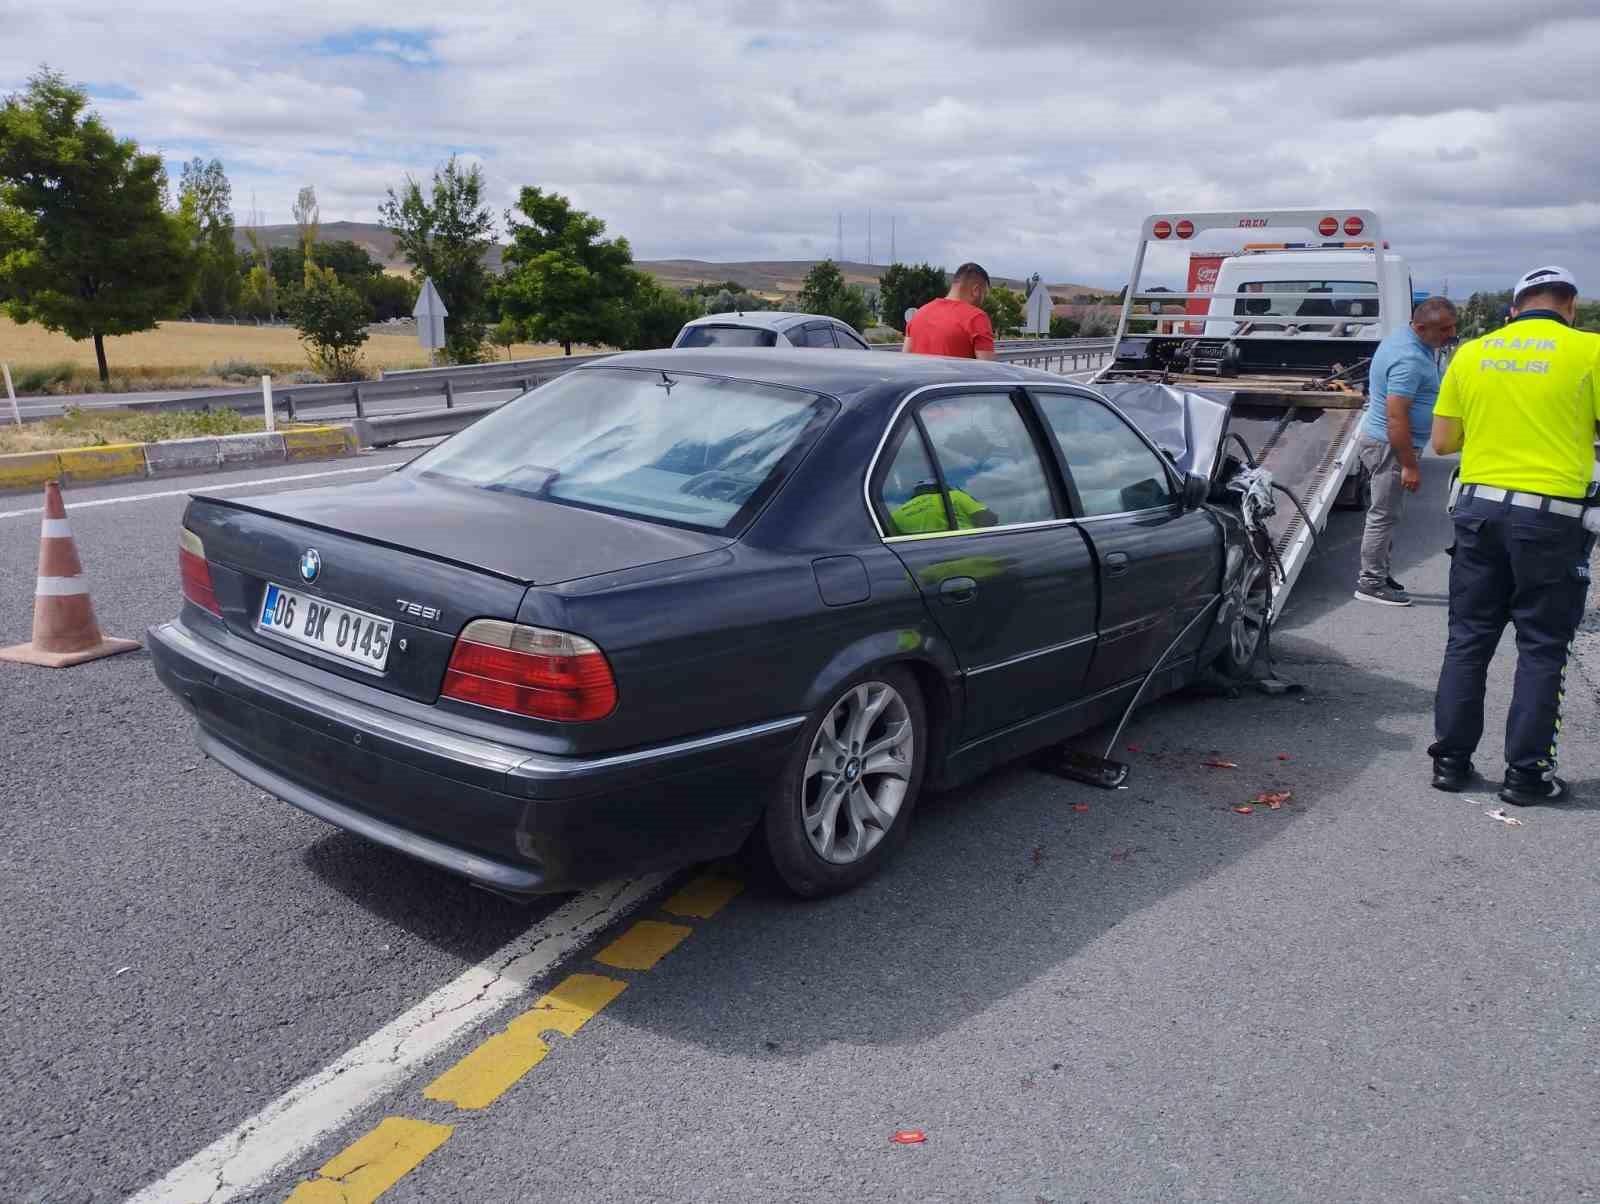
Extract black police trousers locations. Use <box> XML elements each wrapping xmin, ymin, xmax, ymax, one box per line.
<box><xmin>1434</xmin><ymin>493</ymin><xmax>1594</xmax><ymax>774</ymax></box>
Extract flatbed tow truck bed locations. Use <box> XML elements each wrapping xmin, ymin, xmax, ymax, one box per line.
<box><xmin>1091</xmin><ymin>208</ymin><xmax>1404</xmax><ymax>624</ymax></box>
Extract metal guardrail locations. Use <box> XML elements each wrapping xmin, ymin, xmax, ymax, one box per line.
<box><xmin>50</xmin><ymin>338</ymin><xmax>1117</xmax><ymax>431</ymax></box>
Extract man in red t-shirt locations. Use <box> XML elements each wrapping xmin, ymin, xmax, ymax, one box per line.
<box><xmin>904</xmin><ymin>262</ymin><xmax>997</xmax><ymax>359</ymax></box>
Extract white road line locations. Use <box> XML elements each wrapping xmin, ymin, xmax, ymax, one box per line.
<box><xmin>0</xmin><ymin>463</ymin><xmax>394</xmax><ymax>521</ymax></box>
<box><xmin>127</xmin><ymin>873</ymin><xmax>669</xmax><ymax>1204</ymax></box>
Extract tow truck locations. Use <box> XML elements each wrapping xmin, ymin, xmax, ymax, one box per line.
<box><xmin>1091</xmin><ymin>208</ymin><xmax>1411</xmax><ymax>624</ymax></box>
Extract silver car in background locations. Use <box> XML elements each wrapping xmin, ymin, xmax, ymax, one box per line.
<box><xmin>673</xmin><ymin>310</ymin><xmax>872</xmax><ymax>350</ymax></box>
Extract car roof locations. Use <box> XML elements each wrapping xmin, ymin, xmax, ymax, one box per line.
<box><xmin>681</xmin><ymin>311</ymin><xmax>837</xmax><ymax>332</ymax></box>
<box><xmin>577</xmin><ymin>348</ymin><xmax>1071</xmax><ymax>403</ymax></box>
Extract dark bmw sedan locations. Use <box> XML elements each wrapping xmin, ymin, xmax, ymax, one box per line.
<box><xmin>149</xmin><ymin>350</ymin><xmax>1264</xmax><ymax>899</ymax></box>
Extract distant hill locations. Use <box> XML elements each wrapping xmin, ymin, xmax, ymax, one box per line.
<box><xmin>233</xmin><ymin>222</ymin><xmax>1109</xmax><ymax>298</ymax></box>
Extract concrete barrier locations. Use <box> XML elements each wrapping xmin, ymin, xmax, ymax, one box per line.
<box><xmin>59</xmin><ymin>443</ymin><xmax>147</xmax><ymax>485</ymax></box>
<box><xmin>0</xmin><ymin>424</ymin><xmax>361</xmax><ymax>494</ymax></box>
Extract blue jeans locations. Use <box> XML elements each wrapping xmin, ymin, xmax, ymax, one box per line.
<box><xmin>1433</xmin><ymin>494</ymin><xmax>1594</xmax><ymax>774</ymax></box>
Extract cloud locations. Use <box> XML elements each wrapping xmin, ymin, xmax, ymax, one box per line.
<box><xmin>2</xmin><ymin>0</ymin><xmax>1597</xmax><ymax>293</ymax></box>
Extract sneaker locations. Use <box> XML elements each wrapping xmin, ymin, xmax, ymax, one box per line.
<box><xmin>1386</xmin><ymin>576</ymin><xmax>1407</xmax><ymax>593</ymax></box>
<box><xmin>1354</xmin><ymin>584</ymin><xmax>1412</xmax><ymax>607</ymax></box>
<box><xmin>1499</xmin><ymin>769</ymin><xmax>1568</xmax><ymax>807</ymax></box>
<box><xmin>1430</xmin><ymin>754</ymin><xmax>1475</xmax><ymax>792</ymax></box>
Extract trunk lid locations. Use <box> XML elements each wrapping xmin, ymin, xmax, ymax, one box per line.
<box><xmin>184</xmin><ymin>473</ymin><xmax>729</xmax><ymax>703</ymax></box>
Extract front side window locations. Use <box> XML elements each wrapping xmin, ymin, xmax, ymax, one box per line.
<box><xmin>1033</xmin><ymin>392</ymin><xmax>1175</xmax><ymax>516</ymax></box>
<box><xmin>408</xmin><ymin>368</ymin><xmax>832</xmax><ymax>534</ymax></box>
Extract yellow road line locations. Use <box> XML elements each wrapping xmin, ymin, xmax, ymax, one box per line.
<box><xmin>662</xmin><ymin>874</ymin><xmax>744</xmax><ymax>920</ymax></box>
<box><xmin>594</xmin><ymin>919</ymin><xmax>694</xmax><ymax>970</ymax></box>
<box><xmin>284</xmin><ymin>1116</ymin><xmax>452</xmax><ymax>1204</ymax></box>
<box><xmin>423</xmin><ymin>973</ymin><xmax>628</xmax><ymax>1111</ymax></box>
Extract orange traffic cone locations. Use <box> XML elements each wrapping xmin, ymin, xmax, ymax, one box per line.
<box><xmin>0</xmin><ymin>480</ymin><xmax>140</xmax><ymax>668</ymax></box>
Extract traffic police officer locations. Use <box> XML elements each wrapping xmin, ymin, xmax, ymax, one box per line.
<box><xmin>1428</xmin><ymin>266</ymin><xmax>1600</xmax><ymax>804</ymax></box>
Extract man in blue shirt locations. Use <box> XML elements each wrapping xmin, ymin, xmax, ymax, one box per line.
<box><xmin>1354</xmin><ymin>296</ymin><xmax>1459</xmax><ymax>605</ymax></box>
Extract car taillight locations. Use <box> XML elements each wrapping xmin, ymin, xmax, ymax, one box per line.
<box><xmin>442</xmin><ymin>620</ymin><xmax>617</xmax><ymax>722</ymax></box>
<box><xmin>179</xmin><ymin>528</ymin><xmax>222</xmax><ymax>617</ymax></box>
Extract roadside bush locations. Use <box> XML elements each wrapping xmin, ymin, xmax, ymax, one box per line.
<box><xmin>208</xmin><ymin>359</ymin><xmax>274</xmax><ymax>381</ymax></box>
<box><xmin>10</xmin><ymin>361</ymin><xmax>77</xmax><ymax>394</ymax></box>
<box><xmin>285</xmin><ymin>267</ymin><xmax>372</xmax><ymax>381</ymax></box>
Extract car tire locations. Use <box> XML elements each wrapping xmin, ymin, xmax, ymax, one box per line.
<box><xmin>758</xmin><ymin>667</ymin><xmax>927</xmax><ymax>899</ymax></box>
<box><xmin>1216</xmin><ymin>555</ymin><xmax>1272</xmax><ymax>680</ymax></box>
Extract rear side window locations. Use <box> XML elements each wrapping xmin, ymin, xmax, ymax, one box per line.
<box><xmin>877</xmin><ymin>426</ymin><xmax>951</xmax><ymax>536</ymax></box>
<box><xmin>874</xmin><ymin>392</ymin><xmax>1058</xmax><ymax>535</ymax></box>
<box><xmin>675</xmin><ymin>325</ymin><xmax>779</xmax><ymax>348</ymax></box>
<box><xmin>408</xmin><ymin>368</ymin><xmax>833</xmax><ymax>534</ymax></box>
<box><xmin>798</xmin><ymin>323</ymin><xmax>838</xmax><ymax>348</ymax></box>
<box><xmin>1034</xmin><ymin>393</ymin><xmax>1175</xmax><ymax>516</ymax></box>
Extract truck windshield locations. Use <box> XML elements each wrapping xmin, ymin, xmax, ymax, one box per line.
<box><xmin>1233</xmin><ymin>280</ymin><xmax>1379</xmax><ymax>320</ymax></box>
<box><xmin>407</xmin><ymin>368</ymin><xmax>834</xmax><ymax>535</ymax></box>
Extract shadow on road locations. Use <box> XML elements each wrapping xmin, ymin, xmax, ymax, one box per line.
<box><xmin>572</xmin><ymin>652</ymin><xmax>1437</xmax><ymax>1057</ymax></box>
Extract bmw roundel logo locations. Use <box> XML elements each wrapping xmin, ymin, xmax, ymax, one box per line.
<box><xmin>299</xmin><ymin>548</ymin><xmax>322</xmax><ymax>583</ymax></box>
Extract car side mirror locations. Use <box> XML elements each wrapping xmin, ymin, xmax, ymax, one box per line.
<box><xmin>1181</xmin><ymin>472</ymin><xmax>1211</xmax><ymax>510</ymax></box>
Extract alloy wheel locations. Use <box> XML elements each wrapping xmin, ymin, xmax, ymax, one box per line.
<box><xmin>801</xmin><ymin>682</ymin><xmax>915</xmax><ymax>865</ymax></box>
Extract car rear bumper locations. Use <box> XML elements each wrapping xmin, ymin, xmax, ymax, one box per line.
<box><xmin>148</xmin><ymin>619</ymin><xmax>805</xmax><ymax>895</ymax></box>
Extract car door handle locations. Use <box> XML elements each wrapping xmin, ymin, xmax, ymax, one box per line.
<box><xmin>939</xmin><ymin>576</ymin><xmax>978</xmax><ymax>604</ymax></box>
<box><xmin>1104</xmin><ymin>552</ymin><xmax>1131</xmax><ymax>578</ymax></box>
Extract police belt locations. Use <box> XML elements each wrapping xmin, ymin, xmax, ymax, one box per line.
<box><xmin>1458</xmin><ymin>483</ymin><xmax>1587</xmax><ymax>519</ymax></box>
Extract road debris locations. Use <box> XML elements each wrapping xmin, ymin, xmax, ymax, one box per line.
<box><xmin>1232</xmin><ymin>805</ymin><xmax>1254</xmax><ymax>815</ymax></box>
<box><xmin>1277</xmin><ymin>754</ymin><xmax>1291</xmax><ymax>761</ymax></box>
<box><xmin>1071</xmin><ymin>802</ymin><xmax>1089</xmax><ymax>813</ymax></box>
<box><xmin>1202</xmin><ymin>759</ymin><xmax>1239</xmax><ymax>769</ymax></box>
<box><xmin>1255</xmin><ymin>791</ymin><xmax>1292</xmax><ymax>810</ymax></box>
<box><xmin>891</xmin><ymin>1130</ymin><xmax>927</xmax><ymax>1145</ymax></box>
<box><xmin>1126</xmin><ymin>743</ymin><xmax>1142</xmax><ymax>753</ymax></box>
<box><xmin>113</xmin><ymin>966</ymin><xmax>131</xmax><ymax>977</ymax></box>
<box><xmin>1485</xmin><ymin>808</ymin><xmax>1524</xmax><ymax>827</ymax></box>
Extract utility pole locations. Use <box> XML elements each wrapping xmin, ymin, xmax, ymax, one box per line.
<box><xmin>890</xmin><ymin>216</ymin><xmax>896</xmax><ymax>265</ymax></box>
<box><xmin>836</xmin><ymin>212</ymin><xmax>843</xmax><ymax>263</ymax></box>
<box><xmin>867</xmin><ymin>209</ymin><xmax>873</xmax><ymax>266</ymax></box>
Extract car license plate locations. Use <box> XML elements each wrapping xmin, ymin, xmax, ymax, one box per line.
<box><xmin>257</xmin><ymin>583</ymin><xmax>393</xmax><ymax>671</ymax></box>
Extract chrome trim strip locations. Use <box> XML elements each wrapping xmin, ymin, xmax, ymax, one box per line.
<box><xmin>511</xmin><ymin>715</ymin><xmax>807</xmax><ymax>782</ymax></box>
<box><xmin>152</xmin><ymin>620</ymin><xmax>807</xmax><ymax>782</ymax></box>
<box><xmin>964</xmin><ymin>633</ymin><xmax>1098</xmax><ymax>678</ymax></box>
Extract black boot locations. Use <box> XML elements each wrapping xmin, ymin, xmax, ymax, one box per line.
<box><xmin>1499</xmin><ymin>768</ymin><xmax>1568</xmax><ymax>807</ymax></box>
<box><xmin>1430</xmin><ymin>753</ymin><xmax>1474</xmax><ymax>792</ymax></box>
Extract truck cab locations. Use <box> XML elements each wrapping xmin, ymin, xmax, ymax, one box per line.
<box><xmin>1205</xmin><ymin>248</ymin><xmax>1412</xmax><ymax>342</ymax></box>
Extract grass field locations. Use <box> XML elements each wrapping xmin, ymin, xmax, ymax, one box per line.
<box><xmin>0</xmin><ymin>406</ymin><xmax>297</xmax><ymax>455</ymax></box>
<box><xmin>0</xmin><ymin>316</ymin><xmax>569</xmax><ymax>395</ymax></box>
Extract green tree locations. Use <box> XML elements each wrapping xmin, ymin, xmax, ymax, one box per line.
<box><xmin>1576</xmin><ymin>299</ymin><xmax>1600</xmax><ymax>333</ymax></box>
<box><xmin>0</xmin><ymin>69</ymin><xmax>196</xmax><ymax>383</ymax></box>
<box><xmin>177</xmin><ymin>157</ymin><xmax>240</xmax><ymax>317</ymax></box>
<box><xmin>497</xmin><ymin>186</ymin><xmax>638</xmax><ymax>355</ymax></box>
<box><xmin>292</xmin><ymin>185</ymin><xmax>319</xmax><ymax>283</ymax></box>
<box><xmin>981</xmin><ymin>284</ymin><xmax>1025</xmax><ymax>336</ymax></box>
<box><xmin>362</xmin><ymin>271</ymin><xmax>418</xmax><ymax>322</ymax></box>
<box><xmin>286</xmin><ymin>264</ymin><xmax>371</xmax><ymax>380</ymax></box>
<box><xmin>1457</xmin><ymin>289</ymin><xmax>1512</xmax><ymax>339</ymax></box>
<box><xmin>623</xmin><ymin>280</ymin><xmax>700</xmax><ymax>350</ymax></box>
<box><xmin>1049</xmin><ymin>313</ymin><xmax>1080</xmax><ymax>338</ymax></box>
<box><xmin>238</xmin><ymin>264</ymin><xmax>276</xmax><ymax>320</ymax></box>
<box><xmin>380</xmin><ymin>157</ymin><xmax>495</xmax><ymax>363</ymax></box>
<box><xmin>798</xmin><ymin>259</ymin><xmax>871</xmax><ymax>332</ymax></box>
<box><xmin>488</xmin><ymin>316</ymin><xmax>522</xmax><ymax>360</ymax></box>
<box><xmin>877</xmin><ymin>263</ymin><xmax>949</xmax><ymax>333</ymax></box>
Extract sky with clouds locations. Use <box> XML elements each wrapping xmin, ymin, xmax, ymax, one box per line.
<box><xmin>6</xmin><ymin>0</ymin><xmax>1597</xmax><ymax>295</ymax></box>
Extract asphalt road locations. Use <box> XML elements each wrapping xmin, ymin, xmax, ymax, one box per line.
<box><xmin>1</xmin><ymin>457</ymin><xmax>1596</xmax><ymax>1203</ymax></box>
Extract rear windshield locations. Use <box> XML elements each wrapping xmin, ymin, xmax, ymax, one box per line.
<box><xmin>675</xmin><ymin>324</ymin><xmax>779</xmax><ymax>348</ymax></box>
<box><xmin>407</xmin><ymin>368</ymin><xmax>834</xmax><ymax>534</ymax></box>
